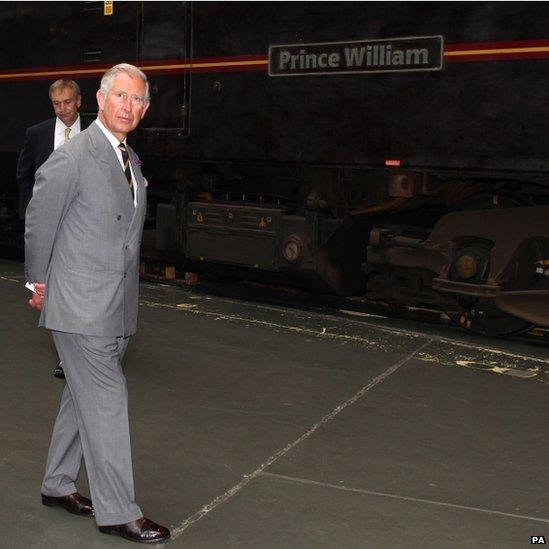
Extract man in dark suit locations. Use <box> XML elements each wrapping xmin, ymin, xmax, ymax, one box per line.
<box><xmin>17</xmin><ymin>78</ymin><xmax>91</xmax><ymax>379</ymax></box>
<box><xmin>17</xmin><ymin>78</ymin><xmax>91</xmax><ymax>211</ymax></box>
<box><xmin>25</xmin><ymin>63</ymin><xmax>170</xmax><ymax>544</ymax></box>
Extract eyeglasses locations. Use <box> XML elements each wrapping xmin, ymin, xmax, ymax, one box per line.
<box><xmin>111</xmin><ymin>91</ymin><xmax>146</xmax><ymax>106</ymax></box>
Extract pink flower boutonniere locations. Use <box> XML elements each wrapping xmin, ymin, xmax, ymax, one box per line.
<box><xmin>135</xmin><ymin>157</ymin><xmax>147</xmax><ymax>186</ymax></box>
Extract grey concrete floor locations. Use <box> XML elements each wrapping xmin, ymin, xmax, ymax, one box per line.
<box><xmin>0</xmin><ymin>258</ymin><xmax>548</xmax><ymax>548</ymax></box>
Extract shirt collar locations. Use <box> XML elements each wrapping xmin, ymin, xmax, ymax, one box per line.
<box><xmin>55</xmin><ymin>115</ymin><xmax>81</xmax><ymax>132</ymax></box>
<box><xmin>94</xmin><ymin>117</ymin><xmax>127</xmax><ymax>149</ymax></box>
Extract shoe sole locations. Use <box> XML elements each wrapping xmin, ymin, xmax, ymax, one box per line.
<box><xmin>98</xmin><ymin>527</ymin><xmax>170</xmax><ymax>544</ymax></box>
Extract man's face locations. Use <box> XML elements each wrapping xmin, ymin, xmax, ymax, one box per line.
<box><xmin>51</xmin><ymin>87</ymin><xmax>81</xmax><ymax>127</ymax></box>
<box><xmin>96</xmin><ymin>73</ymin><xmax>149</xmax><ymax>141</ymax></box>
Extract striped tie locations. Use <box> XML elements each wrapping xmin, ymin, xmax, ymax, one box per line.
<box><xmin>118</xmin><ymin>142</ymin><xmax>134</xmax><ymax>200</ymax></box>
<box><xmin>64</xmin><ymin>128</ymin><xmax>71</xmax><ymax>142</ymax></box>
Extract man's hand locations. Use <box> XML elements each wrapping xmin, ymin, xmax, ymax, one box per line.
<box><xmin>28</xmin><ymin>282</ymin><xmax>45</xmax><ymax>311</ymax></box>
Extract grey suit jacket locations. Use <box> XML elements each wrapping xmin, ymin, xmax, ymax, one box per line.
<box><xmin>25</xmin><ymin>121</ymin><xmax>146</xmax><ymax>337</ymax></box>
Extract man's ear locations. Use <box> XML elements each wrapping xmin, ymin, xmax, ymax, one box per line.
<box><xmin>140</xmin><ymin>102</ymin><xmax>150</xmax><ymax>120</ymax></box>
<box><xmin>96</xmin><ymin>89</ymin><xmax>105</xmax><ymax>111</ymax></box>
<box><xmin>76</xmin><ymin>95</ymin><xmax>82</xmax><ymax>109</ymax></box>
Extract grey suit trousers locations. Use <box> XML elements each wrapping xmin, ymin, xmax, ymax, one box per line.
<box><xmin>41</xmin><ymin>331</ymin><xmax>143</xmax><ymax>526</ymax></box>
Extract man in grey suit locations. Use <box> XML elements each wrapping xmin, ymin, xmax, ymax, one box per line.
<box><xmin>25</xmin><ymin>63</ymin><xmax>170</xmax><ymax>544</ymax></box>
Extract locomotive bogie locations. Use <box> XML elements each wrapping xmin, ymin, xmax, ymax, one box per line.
<box><xmin>3</xmin><ymin>2</ymin><xmax>549</xmax><ymax>334</ymax></box>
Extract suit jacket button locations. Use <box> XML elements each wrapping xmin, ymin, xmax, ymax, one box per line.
<box><xmin>117</xmin><ymin>215</ymin><xmax>122</xmax><ymax>220</ymax></box>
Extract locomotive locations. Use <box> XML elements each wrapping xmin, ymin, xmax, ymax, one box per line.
<box><xmin>2</xmin><ymin>1</ymin><xmax>549</xmax><ymax>335</ymax></box>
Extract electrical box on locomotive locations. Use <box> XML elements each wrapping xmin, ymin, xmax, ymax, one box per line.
<box><xmin>2</xmin><ymin>1</ymin><xmax>549</xmax><ymax>335</ymax></box>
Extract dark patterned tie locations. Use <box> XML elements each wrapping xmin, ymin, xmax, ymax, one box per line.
<box><xmin>118</xmin><ymin>142</ymin><xmax>134</xmax><ymax>200</ymax></box>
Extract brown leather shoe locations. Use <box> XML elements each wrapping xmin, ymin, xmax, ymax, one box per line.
<box><xmin>99</xmin><ymin>517</ymin><xmax>170</xmax><ymax>543</ymax></box>
<box><xmin>41</xmin><ymin>492</ymin><xmax>94</xmax><ymax>517</ymax></box>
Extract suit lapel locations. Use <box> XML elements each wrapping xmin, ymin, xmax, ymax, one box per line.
<box><xmin>48</xmin><ymin>118</ymin><xmax>55</xmax><ymax>154</ymax></box>
<box><xmin>88</xmin><ymin>123</ymin><xmax>135</xmax><ymax>220</ymax></box>
<box><xmin>42</xmin><ymin>118</ymin><xmax>55</xmax><ymax>160</ymax></box>
<box><xmin>126</xmin><ymin>146</ymin><xmax>146</xmax><ymax>238</ymax></box>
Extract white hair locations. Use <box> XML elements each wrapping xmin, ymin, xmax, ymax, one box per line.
<box><xmin>99</xmin><ymin>63</ymin><xmax>150</xmax><ymax>102</ymax></box>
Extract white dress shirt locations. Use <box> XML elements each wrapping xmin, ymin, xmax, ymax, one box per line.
<box><xmin>94</xmin><ymin>118</ymin><xmax>137</xmax><ymax>207</ymax></box>
<box><xmin>54</xmin><ymin>116</ymin><xmax>82</xmax><ymax>150</ymax></box>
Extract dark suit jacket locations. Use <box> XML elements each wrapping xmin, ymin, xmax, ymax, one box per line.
<box><xmin>16</xmin><ymin>116</ymin><xmax>92</xmax><ymax>214</ymax></box>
